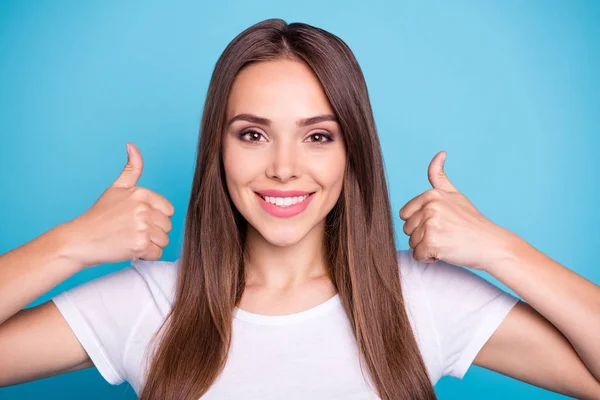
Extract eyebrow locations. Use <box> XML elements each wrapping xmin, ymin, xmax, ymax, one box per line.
<box><xmin>227</xmin><ymin>113</ymin><xmax>338</xmax><ymax>128</ymax></box>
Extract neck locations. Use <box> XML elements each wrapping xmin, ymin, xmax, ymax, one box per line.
<box><xmin>243</xmin><ymin>221</ymin><xmax>330</xmax><ymax>289</ymax></box>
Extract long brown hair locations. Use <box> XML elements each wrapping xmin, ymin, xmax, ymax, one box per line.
<box><xmin>139</xmin><ymin>18</ymin><xmax>436</xmax><ymax>400</ymax></box>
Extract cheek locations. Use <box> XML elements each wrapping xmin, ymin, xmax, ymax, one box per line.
<box><xmin>223</xmin><ymin>143</ymin><xmax>244</xmax><ymax>200</ymax></box>
<box><xmin>311</xmin><ymin>150</ymin><xmax>346</xmax><ymax>193</ymax></box>
<box><xmin>223</xmin><ymin>142</ymin><xmax>264</xmax><ymax>201</ymax></box>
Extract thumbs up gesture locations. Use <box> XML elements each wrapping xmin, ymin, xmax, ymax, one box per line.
<box><xmin>64</xmin><ymin>143</ymin><xmax>175</xmax><ymax>269</ymax></box>
<box><xmin>399</xmin><ymin>151</ymin><xmax>516</xmax><ymax>271</ymax></box>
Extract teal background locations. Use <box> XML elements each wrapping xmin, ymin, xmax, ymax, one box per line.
<box><xmin>1</xmin><ymin>0</ymin><xmax>598</xmax><ymax>399</ymax></box>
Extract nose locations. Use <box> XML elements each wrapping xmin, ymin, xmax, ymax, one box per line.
<box><xmin>265</xmin><ymin>138</ymin><xmax>300</xmax><ymax>182</ymax></box>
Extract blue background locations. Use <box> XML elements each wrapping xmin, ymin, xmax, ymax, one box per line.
<box><xmin>1</xmin><ymin>1</ymin><xmax>598</xmax><ymax>399</ymax></box>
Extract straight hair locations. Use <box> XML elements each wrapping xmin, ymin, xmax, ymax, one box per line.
<box><xmin>139</xmin><ymin>18</ymin><xmax>437</xmax><ymax>400</ymax></box>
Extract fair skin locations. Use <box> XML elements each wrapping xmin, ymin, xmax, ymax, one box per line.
<box><xmin>400</xmin><ymin>151</ymin><xmax>600</xmax><ymax>398</ymax></box>
<box><xmin>0</xmin><ymin>59</ymin><xmax>598</xmax><ymax>399</ymax></box>
<box><xmin>222</xmin><ymin>59</ymin><xmax>345</xmax><ymax>314</ymax></box>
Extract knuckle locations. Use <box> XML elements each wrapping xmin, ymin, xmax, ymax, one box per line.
<box><xmin>132</xmin><ymin>186</ymin><xmax>147</xmax><ymax>198</ymax></box>
<box><xmin>425</xmin><ymin>200</ymin><xmax>440</xmax><ymax>213</ymax></box>
<box><xmin>134</xmin><ymin>203</ymin><xmax>151</xmax><ymax>216</ymax></box>
<box><xmin>424</xmin><ymin>235</ymin><xmax>437</xmax><ymax>249</ymax></box>
<box><xmin>135</xmin><ymin>217</ymin><xmax>149</xmax><ymax>231</ymax></box>
<box><xmin>423</xmin><ymin>205</ymin><xmax>436</xmax><ymax>218</ymax></box>
<box><xmin>134</xmin><ymin>234</ymin><xmax>149</xmax><ymax>251</ymax></box>
<box><xmin>430</xmin><ymin>188</ymin><xmax>443</xmax><ymax>198</ymax></box>
<box><xmin>424</xmin><ymin>217</ymin><xmax>438</xmax><ymax>230</ymax></box>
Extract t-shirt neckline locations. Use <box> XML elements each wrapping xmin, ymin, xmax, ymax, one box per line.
<box><xmin>233</xmin><ymin>292</ymin><xmax>342</xmax><ymax>325</ymax></box>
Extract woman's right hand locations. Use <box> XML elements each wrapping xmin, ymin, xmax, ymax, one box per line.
<box><xmin>63</xmin><ymin>143</ymin><xmax>175</xmax><ymax>269</ymax></box>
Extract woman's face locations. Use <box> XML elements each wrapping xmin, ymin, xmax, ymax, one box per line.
<box><xmin>222</xmin><ymin>59</ymin><xmax>346</xmax><ymax>247</ymax></box>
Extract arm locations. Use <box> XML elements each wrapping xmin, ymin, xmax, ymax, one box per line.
<box><xmin>397</xmin><ymin>151</ymin><xmax>600</xmax><ymax>396</ymax></box>
<box><xmin>474</xmin><ymin>229</ymin><xmax>600</xmax><ymax>399</ymax></box>
<box><xmin>0</xmin><ymin>301</ymin><xmax>93</xmax><ymax>387</ymax></box>
<box><xmin>0</xmin><ymin>222</ymin><xmax>82</xmax><ymax>326</ymax></box>
<box><xmin>0</xmin><ymin>222</ymin><xmax>93</xmax><ymax>387</ymax></box>
<box><xmin>0</xmin><ymin>142</ymin><xmax>174</xmax><ymax>387</ymax></box>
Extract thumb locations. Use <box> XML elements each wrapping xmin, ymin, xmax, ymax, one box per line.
<box><xmin>427</xmin><ymin>151</ymin><xmax>458</xmax><ymax>192</ymax></box>
<box><xmin>112</xmin><ymin>143</ymin><xmax>144</xmax><ymax>189</ymax></box>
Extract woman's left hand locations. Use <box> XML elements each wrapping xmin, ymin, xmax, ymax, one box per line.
<box><xmin>399</xmin><ymin>151</ymin><xmax>518</xmax><ymax>271</ymax></box>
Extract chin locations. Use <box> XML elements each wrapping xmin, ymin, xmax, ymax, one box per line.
<box><xmin>256</xmin><ymin>225</ymin><xmax>308</xmax><ymax>247</ymax></box>
<box><xmin>265</xmin><ymin>237</ymin><xmax>301</xmax><ymax>248</ymax></box>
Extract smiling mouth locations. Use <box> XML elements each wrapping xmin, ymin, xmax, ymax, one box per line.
<box><xmin>255</xmin><ymin>192</ymin><xmax>315</xmax><ymax>207</ymax></box>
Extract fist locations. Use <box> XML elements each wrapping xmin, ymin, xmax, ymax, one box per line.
<box><xmin>65</xmin><ymin>143</ymin><xmax>175</xmax><ymax>268</ymax></box>
<box><xmin>399</xmin><ymin>151</ymin><xmax>507</xmax><ymax>270</ymax></box>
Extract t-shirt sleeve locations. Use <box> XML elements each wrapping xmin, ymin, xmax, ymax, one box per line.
<box><xmin>51</xmin><ymin>260</ymin><xmax>174</xmax><ymax>385</ymax></box>
<box><xmin>405</xmin><ymin>248</ymin><xmax>520</xmax><ymax>379</ymax></box>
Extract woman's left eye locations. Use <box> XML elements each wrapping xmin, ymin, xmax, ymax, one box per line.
<box><xmin>306</xmin><ymin>132</ymin><xmax>333</xmax><ymax>144</ymax></box>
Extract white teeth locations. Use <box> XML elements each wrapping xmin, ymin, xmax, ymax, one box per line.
<box><xmin>262</xmin><ymin>194</ymin><xmax>310</xmax><ymax>207</ymax></box>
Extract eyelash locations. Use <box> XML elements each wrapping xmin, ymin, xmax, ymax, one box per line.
<box><xmin>238</xmin><ymin>130</ymin><xmax>334</xmax><ymax>145</ymax></box>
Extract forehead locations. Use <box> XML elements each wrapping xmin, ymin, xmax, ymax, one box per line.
<box><xmin>226</xmin><ymin>59</ymin><xmax>334</xmax><ymax>120</ymax></box>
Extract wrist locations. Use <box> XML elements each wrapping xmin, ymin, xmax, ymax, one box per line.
<box><xmin>479</xmin><ymin>226</ymin><xmax>528</xmax><ymax>274</ymax></box>
<box><xmin>50</xmin><ymin>221</ymin><xmax>90</xmax><ymax>272</ymax></box>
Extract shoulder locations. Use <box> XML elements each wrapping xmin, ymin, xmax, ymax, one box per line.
<box><xmin>130</xmin><ymin>258</ymin><xmax>181</xmax><ymax>315</ymax></box>
<box><xmin>395</xmin><ymin>248</ymin><xmax>418</xmax><ymax>278</ymax></box>
<box><xmin>49</xmin><ymin>258</ymin><xmax>181</xmax><ymax>387</ymax></box>
<box><xmin>130</xmin><ymin>258</ymin><xmax>180</xmax><ymax>296</ymax></box>
<box><xmin>395</xmin><ymin>248</ymin><xmax>487</xmax><ymax>290</ymax></box>
<box><xmin>394</xmin><ymin>248</ymin><xmax>520</xmax><ymax>381</ymax></box>
<box><xmin>53</xmin><ymin>258</ymin><xmax>181</xmax><ymax>319</ymax></box>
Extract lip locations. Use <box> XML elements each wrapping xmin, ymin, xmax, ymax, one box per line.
<box><xmin>255</xmin><ymin>189</ymin><xmax>313</xmax><ymax>197</ymax></box>
<box><xmin>255</xmin><ymin>191</ymin><xmax>315</xmax><ymax>218</ymax></box>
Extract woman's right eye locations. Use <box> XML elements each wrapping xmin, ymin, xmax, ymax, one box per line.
<box><xmin>238</xmin><ymin>130</ymin><xmax>266</xmax><ymax>144</ymax></box>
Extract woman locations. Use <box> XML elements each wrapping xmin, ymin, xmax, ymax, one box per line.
<box><xmin>1</xmin><ymin>18</ymin><xmax>599</xmax><ymax>400</ymax></box>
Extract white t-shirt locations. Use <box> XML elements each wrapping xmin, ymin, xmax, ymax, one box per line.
<box><xmin>51</xmin><ymin>248</ymin><xmax>519</xmax><ymax>399</ymax></box>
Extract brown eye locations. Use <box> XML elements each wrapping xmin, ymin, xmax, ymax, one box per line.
<box><xmin>239</xmin><ymin>130</ymin><xmax>266</xmax><ymax>144</ymax></box>
<box><xmin>307</xmin><ymin>132</ymin><xmax>333</xmax><ymax>144</ymax></box>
